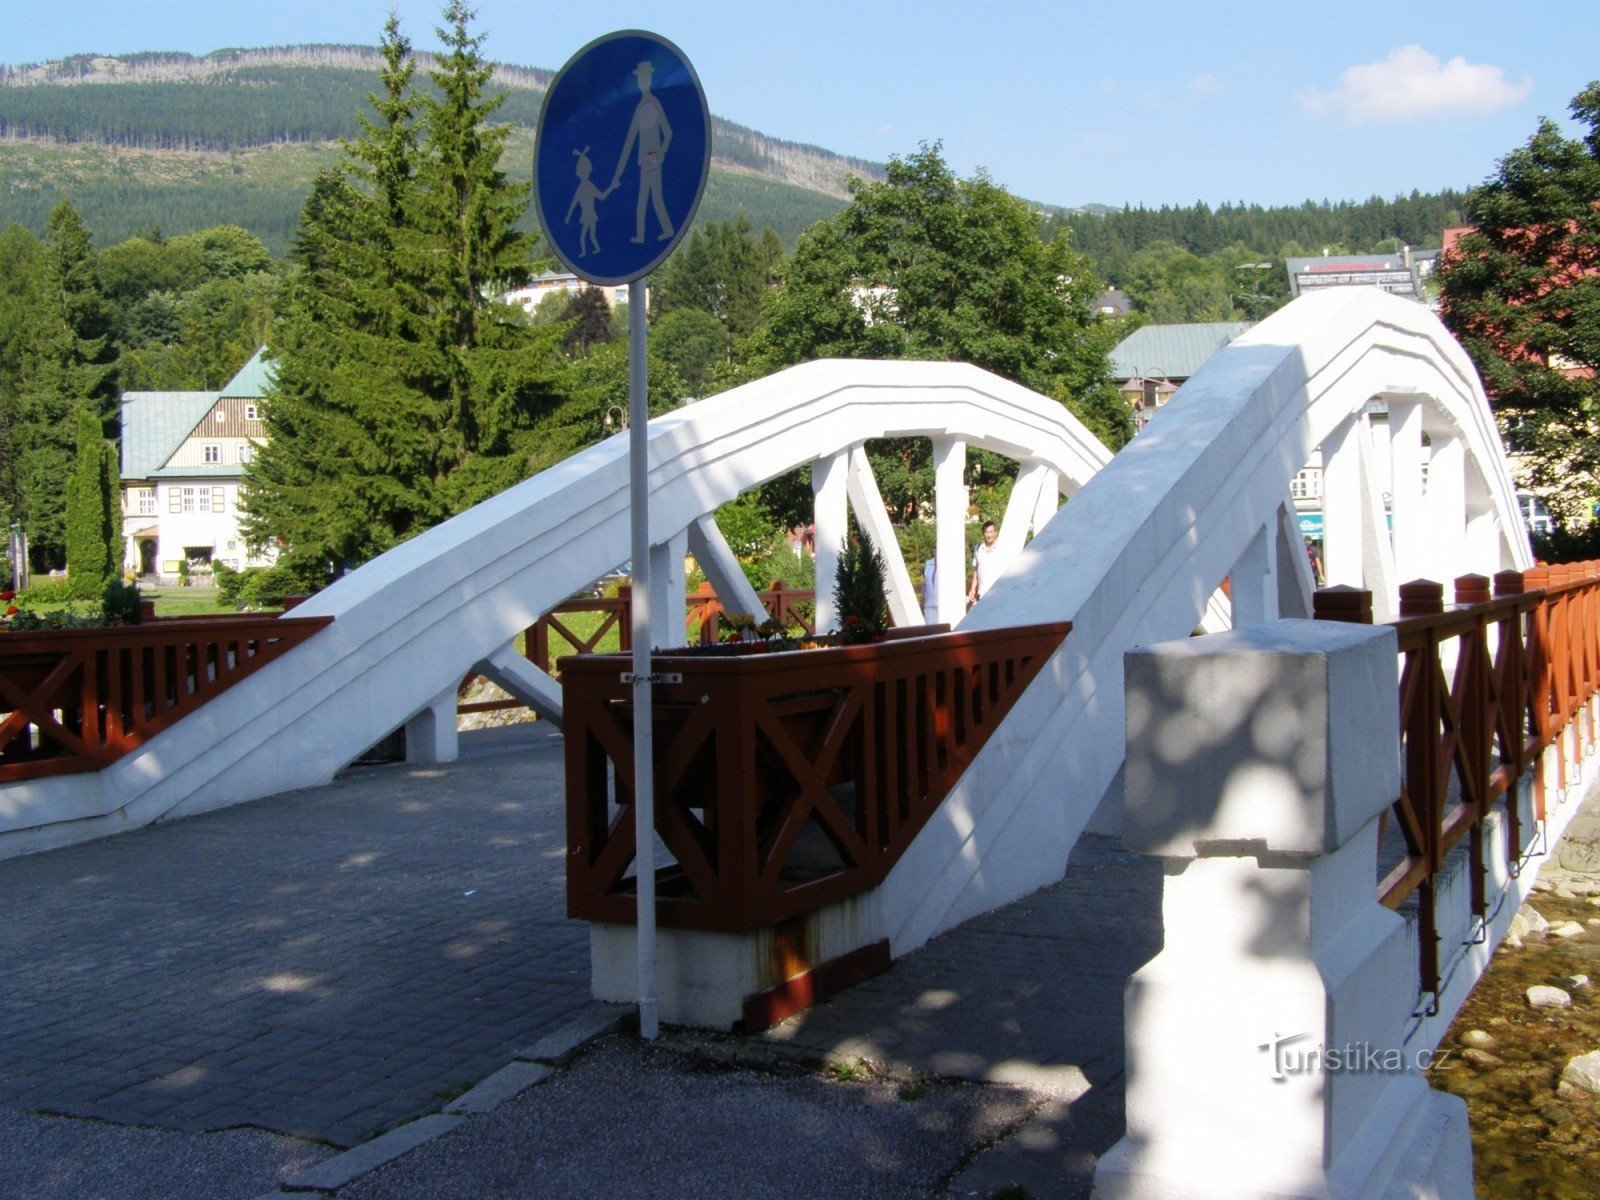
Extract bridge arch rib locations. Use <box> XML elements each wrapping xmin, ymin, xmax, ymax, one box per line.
<box><xmin>883</xmin><ymin>286</ymin><xmax>1533</xmax><ymax>954</ymax></box>
<box><xmin>84</xmin><ymin>360</ymin><xmax>1110</xmax><ymax>837</ymax></box>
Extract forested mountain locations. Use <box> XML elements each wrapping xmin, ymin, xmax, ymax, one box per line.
<box><xmin>0</xmin><ymin>44</ymin><xmax>1469</xmax><ymax>268</ymax></box>
<box><xmin>1054</xmin><ymin>191</ymin><xmax>1467</xmax><ymax>285</ymax></box>
<box><xmin>0</xmin><ymin>45</ymin><xmax>879</xmax><ymax>253</ymax></box>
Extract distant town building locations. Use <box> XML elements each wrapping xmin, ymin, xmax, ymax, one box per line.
<box><xmin>1285</xmin><ymin>251</ymin><xmax>1425</xmax><ymax>302</ymax></box>
<box><xmin>502</xmin><ymin>272</ymin><xmax>642</xmax><ymax>315</ymax></box>
<box><xmin>119</xmin><ymin>348</ymin><xmax>277</xmax><ymax>581</ymax></box>
<box><xmin>1091</xmin><ymin>287</ymin><xmax>1131</xmax><ymax>317</ymax></box>
<box><xmin>1110</xmin><ymin>321</ymin><xmax>1253</xmax><ymax>428</ymax></box>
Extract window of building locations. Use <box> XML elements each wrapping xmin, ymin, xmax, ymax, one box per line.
<box><xmin>214</xmin><ymin>410</ymin><xmax>225</xmax><ymax>422</ymax></box>
<box><xmin>238</xmin><ymin>444</ymin><xmax>253</xmax><ymax>465</ymax></box>
<box><xmin>212</xmin><ymin>487</ymin><xmax>226</xmax><ymax>513</ymax></box>
<box><xmin>134</xmin><ymin>488</ymin><xmax>155</xmax><ymax>515</ymax></box>
<box><xmin>244</xmin><ymin>404</ymin><xmax>258</xmax><ymax>421</ymax></box>
<box><xmin>1290</xmin><ymin>469</ymin><xmax>1323</xmax><ymax>501</ymax></box>
<box><xmin>203</xmin><ymin>444</ymin><xmax>221</xmax><ymax>464</ymax></box>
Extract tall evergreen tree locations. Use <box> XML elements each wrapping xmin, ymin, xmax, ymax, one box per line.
<box><xmin>0</xmin><ymin>224</ymin><xmax>49</xmax><ymax>529</ymax></box>
<box><xmin>12</xmin><ymin>200</ymin><xmax>118</xmax><ymax>569</ymax></box>
<box><xmin>243</xmin><ymin>7</ymin><xmax>563</xmax><ymax>577</ymax></box>
<box><xmin>65</xmin><ymin>406</ymin><xmax>119</xmax><ymax>595</ymax></box>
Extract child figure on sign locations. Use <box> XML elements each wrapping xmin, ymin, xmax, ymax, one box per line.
<box><xmin>565</xmin><ymin>146</ymin><xmax>612</xmax><ymax>257</ymax></box>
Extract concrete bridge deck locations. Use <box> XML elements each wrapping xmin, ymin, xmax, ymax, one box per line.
<box><xmin>0</xmin><ymin>724</ymin><xmax>1162</xmax><ymax>1200</ymax></box>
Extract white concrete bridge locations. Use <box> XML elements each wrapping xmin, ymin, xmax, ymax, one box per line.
<box><xmin>4</xmin><ymin>286</ymin><xmax>1595</xmax><ymax>1199</ymax></box>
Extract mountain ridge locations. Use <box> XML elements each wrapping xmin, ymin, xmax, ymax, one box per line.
<box><xmin>0</xmin><ymin>43</ymin><xmax>884</xmax><ymax>200</ymax></box>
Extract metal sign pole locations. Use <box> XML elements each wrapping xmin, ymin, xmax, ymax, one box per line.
<box><xmin>534</xmin><ymin>28</ymin><xmax>708</xmax><ymax>1045</ymax></box>
<box><xmin>627</xmin><ymin>277</ymin><xmax>658</xmax><ymax>1040</ymax></box>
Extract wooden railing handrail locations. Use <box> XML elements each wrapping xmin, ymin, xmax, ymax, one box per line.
<box><xmin>563</xmin><ymin>620</ymin><xmax>1070</xmax><ymax>933</ymax></box>
<box><xmin>0</xmin><ymin>613</ymin><xmax>334</xmax><ymax>784</ymax></box>
<box><xmin>1313</xmin><ymin>561</ymin><xmax>1600</xmax><ymax>998</ymax></box>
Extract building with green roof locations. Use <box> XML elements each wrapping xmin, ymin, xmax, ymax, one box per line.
<box><xmin>120</xmin><ymin>348</ymin><xmax>276</xmax><ymax>580</ymax></box>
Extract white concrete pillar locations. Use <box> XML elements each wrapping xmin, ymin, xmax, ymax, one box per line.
<box><xmin>1466</xmin><ymin>508</ymin><xmax>1502</xmax><ymax>578</ymax></box>
<box><xmin>1097</xmin><ymin>622</ymin><xmax>1473</xmax><ymax>1200</ymax></box>
<box><xmin>1229</xmin><ymin>524</ymin><xmax>1276</xmax><ymax>628</ymax></box>
<box><xmin>649</xmin><ymin>532</ymin><xmax>688</xmax><ymax>649</ymax></box>
<box><xmin>1031</xmin><ymin>468</ymin><xmax>1061</xmax><ymax>537</ymax></box>
<box><xmin>1426</xmin><ymin>433</ymin><xmax>1467</xmax><ymax>585</ymax></box>
<box><xmin>932</xmin><ymin>437</ymin><xmax>968</xmax><ymax>627</ymax></box>
<box><xmin>812</xmin><ymin>451</ymin><xmax>849</xmax><ymax>634</ymax></box>
<box><xmin>1387</xmin><ymin>398</ymin><xmax>1427</xmax><ymax>581</ymax></box>
<box><xmin>1320</xmin><ymin>415</ymin><xmax>1363</xmax><ymax>589</ymax></box>
<box><xmin>404</xmin><ymin>684</ymin><xmax>460</xmax><ymax>765</ymax></box>
<box><xmin>996</xmin><ymin>461</ymin><xmax>1049</xmax><ymax>563</ymax></box>
<box><xmin>845</xmin><ymin>446</ymin><xmax>920</xmax><ymax>626</ymax></box>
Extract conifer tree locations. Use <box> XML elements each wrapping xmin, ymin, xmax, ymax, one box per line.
<box><xmin>13</xmin><ymin>200</ymin><xmax>118</xmax><ymax>569</ymax></box>
<box><xmin>244</xmin><ymin>7</ymin><xmax>563</xmax><ymax>576</ymax></box>
<box><xmin>65</xmin><ymin>406</ymin><xmax>119</xmax><ymax>595</ymax></box>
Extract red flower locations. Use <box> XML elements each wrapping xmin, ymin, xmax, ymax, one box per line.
<box><xmin>844</xmin><ymin>614</ymin><xmax>861</xmax><ymax>625</ymax></box>
<box><xmin>5</xmin><ymin>605</ymin><xmax>16</xmax><ymax>616</ymax></box>
<box><xmin>0</xmin><ymin>589</ymin><xmax>13</xmax><ymax>601</ymax></box>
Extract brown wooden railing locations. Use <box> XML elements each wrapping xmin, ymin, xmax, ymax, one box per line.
<box><xmin>562</xmin><ymin>622</ymin><xmax>1070</xmax><ymax>933</ymax></box>
<box><xmin>0</xmin><ymin>615</ymin><xmax>333</xmax><ymax>783</ymax></box>
<box><xmin>1314</xmin><ymin>562</ymin><xmax>1600</xmax><ymax>997</ymax></box>
<box><xmin>461</xmin><ymin>581</ymin><xmax>822</xmax><ymax>717</ymax></box>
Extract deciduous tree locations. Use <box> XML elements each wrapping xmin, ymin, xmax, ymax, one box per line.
<box><xmin>1439</xmin><ymin>81</ymin><xmax>1600</xmax><ymax>524</ymax></box>
<box><xmin>752</xmin><ymin>144</ymin><xmax>1130</xmax><ymax>450</ymax></box>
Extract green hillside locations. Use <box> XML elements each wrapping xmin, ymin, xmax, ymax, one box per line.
<box><xmin>0</xmin><ymin>47</ymin><xmax>872</xmax><ymax>253</ymax></box>
<box><xmin>0</xmin><ymin>137</ymin><xmax>848</xmax><ymax>255</ymax></box>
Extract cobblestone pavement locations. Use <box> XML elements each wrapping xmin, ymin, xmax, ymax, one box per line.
<box><xmin>0</xmin><ymin>725</ymin><xmax>589</xmax><ymax>1150</ymax></box>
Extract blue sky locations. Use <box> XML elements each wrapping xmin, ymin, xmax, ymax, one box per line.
<box><xmin>3</xmin><ymin>0</ymin><xmax>1596</xmax><ymax>209</ymax></box>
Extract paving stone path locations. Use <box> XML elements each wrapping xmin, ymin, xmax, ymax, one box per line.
<box><xmin>0</xmin><ymin>725</ymin><xmax>589</xmax><ymax>1149</ymax></box>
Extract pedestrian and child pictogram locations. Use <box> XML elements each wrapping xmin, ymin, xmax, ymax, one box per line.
<box><xmin>535</xmin><ymin>31</ymin><xmax>710</xmax><ymax>286</ymax></box>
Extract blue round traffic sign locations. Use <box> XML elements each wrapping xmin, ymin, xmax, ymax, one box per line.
<box><xmin>535</xmin><ymin>31</ymin><xmax>711</xmax><ymax>286</ymax></box>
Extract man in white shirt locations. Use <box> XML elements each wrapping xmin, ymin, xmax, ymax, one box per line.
<box><xmin>968</xmin><ymin>521</ymin><xmax>1004</xmax><ymax>606</ymax></box>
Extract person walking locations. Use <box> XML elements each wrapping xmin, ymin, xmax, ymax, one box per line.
<box><xmin>968</xmin><ymin>521</ymin><xmax>1004</xmax><ymax>607</ymax></box>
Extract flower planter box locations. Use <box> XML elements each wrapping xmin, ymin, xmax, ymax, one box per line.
<box><xmin>562</xmin><ymin>621</ymin><xmax>1070</xmax><ymax>934</ymax></box>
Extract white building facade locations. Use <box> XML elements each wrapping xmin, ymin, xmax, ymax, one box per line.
<box><xmin>120</xmin><ymin>349</ymin><xmax>277</xmax><ymax>580</ymax></box>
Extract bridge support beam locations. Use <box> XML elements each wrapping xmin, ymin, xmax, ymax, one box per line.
<box><xmin>813</xmin><ymin>451</ymin><xmax>849</xmax><ymax>634</ymax></box>
<box><xmin>932</xmin><ymin>437</ymin><xmax>968</xmax><ymax>627</ymax></box>
<box><xmin>404</xmin><ymin>684</ymin><xmax>460</xmax><ymax>766</ymax></box>
<box><xmin>1095</xmin><ymin>621</ymin><xmax>1473</xmax><ymax>1200</ymax></box>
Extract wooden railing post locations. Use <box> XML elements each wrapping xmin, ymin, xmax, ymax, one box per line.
<box><xmin>1399</xmin><ymin>578</ymin><xmax>1444</xmax><ymax>617</ymax></box>
<box><xmin>1312</xmin><ymin>584</ymin><xmax>1373</xmax><ymax>623</ymax></box>
<box><xmin>616</xmin><ymin>585</ymin><xmax>634</xmax><ymax>653</ymax></box>
<box><xmin>1453</xmin><ymin>573</ymin><xmax>1490</xmax><ymax>606</ymax></box>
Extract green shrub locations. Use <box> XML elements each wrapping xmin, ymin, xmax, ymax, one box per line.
<box><xmin>101</xmin><ymin>580</ymin><xmax>143</xmax><ymax>625</ymax></box>
<box><xmin>833</xmin><ymin>538</ymin><xmax>888</xmax><ymax>644</ymax></box>
<box><xmin>238</xmin><ymin>565</ymin><xmax>303</xmax><ymax>608</ymax></box>
<box><xmin>18</xmin><ymin>576</ymin><xmax>77</xmax><ymax>606</ymax></box>
<box><xmin>213</xmin><ymin>561</ymin><xmax>242</xmax><ymax>606</ymax></box>
<box><xmin>4</xmin><ymin>607</ymin><xmax>105</xmax><ymax>631</ymax></box>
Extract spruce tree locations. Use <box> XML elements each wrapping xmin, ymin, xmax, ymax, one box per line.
<box><xmin>243</xmin><ymin>6</ymin><xmax>564</xmax><ymax>578</ymax></box>
<box><xmin>13</xmin><ymin>200</ymin><xmax>118</xmax><ymax>569</ymax></box>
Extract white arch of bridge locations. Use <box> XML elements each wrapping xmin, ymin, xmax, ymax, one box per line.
<box><xmin>882</xmin><ymin>286</ymin><xmax>1532</xmax><ymax>953</ymax></box>
<box><xmin>72</xmin><ymin>360</ymin><xmax>1110</xmax><ymax>838</ymax></box>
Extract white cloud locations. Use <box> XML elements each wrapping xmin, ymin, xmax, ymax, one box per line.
<box><xmin>1190</xmin><ymin>72</ymin><xmax>1225</xmax><ymax>97</ymax></box>
<box><xmin>1299</xmin><ymin>45</ymin><xmax>1532</xmax><ymax>122</ymax></box>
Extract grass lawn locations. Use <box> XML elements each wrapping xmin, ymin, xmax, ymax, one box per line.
<box><xmin>540</xmin><ymin>610</ymin><xmax>624</xmax><ymax>661</ymax></box>
<box><xmin>143</xmin><ymin>586</ymin><xmax>250</xmax><ymax>618</ymax></box>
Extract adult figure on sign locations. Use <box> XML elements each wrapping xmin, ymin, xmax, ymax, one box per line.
<box><xmin>610</xmin><ymin>59</ymin><xmax>676</xmax><ymax>244</ymax></box>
